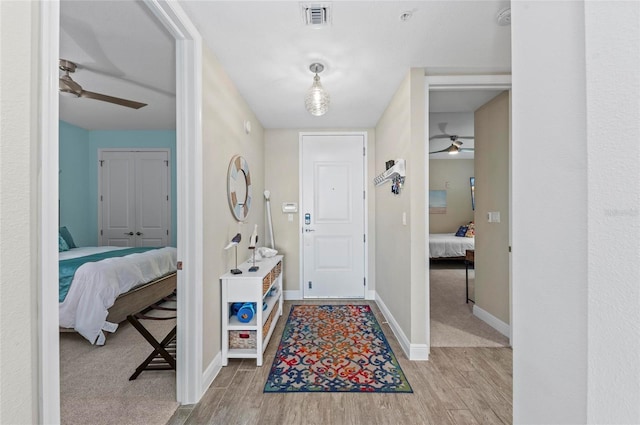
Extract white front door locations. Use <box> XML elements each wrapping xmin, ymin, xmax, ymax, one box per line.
<box><xmin>301</xmin><ymin>133</ymin><xmax>366</xmax><ymax>298</ymax></box>
<box><xmin>100</xmin><ymin>150</ymin><xmax>170</xmax><ymax>247</ymax></box>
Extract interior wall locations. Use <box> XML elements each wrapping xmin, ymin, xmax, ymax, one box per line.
<box><xmin>428</xmin><ymin>159</ymin><xmax>474</xmax><ymax>233</ymax></box>
<box><xmin>511</xmin><ymin>2</ymin><xmax>588</xmax><ymax>422</ymax></box>
<box><xmin>0</xmin><ymin>1</ymin><xmax>39</xmax><ymax>423</ymax></box>
<box><xmin>474</xmin><ymin>91</ymin><xmax>510</xmax><ymax>325</ymax></box>
<box><xmin>263</xmin><ymin>128</ymin><xmax>376</xmax><ymax>297</ymax></box>
<box><xmin>59</xmin><ymin>121</ymin><xmax>91</xmax><ymax>246</ymax></box>
<box><xmin>201</xmin><ymin>45</ymin><xmax>265</xmax><ymax>369</ymax></box>
<box><xmin>584</xmin><ymin>1</ymin><xmax>640</xmax><ymax>422</ymax></box>
<box><xmin>375</xmin><ymin>68</ymin><xmax>427</xmax><ymax>348</ymax></box>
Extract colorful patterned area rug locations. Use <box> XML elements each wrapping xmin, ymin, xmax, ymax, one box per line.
<box><xmin>264</xmin><ymin>304</ymin><xmax>412</xmax><ymax>393</ymax></box>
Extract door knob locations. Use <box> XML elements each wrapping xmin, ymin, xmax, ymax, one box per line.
<box><xmin>304</xmin><ymin>228</ymin><xmax>316</xmax><ymax>232</ymax></box>
<box><xmin>124</xmin><ymin>232</ymin><xmax>134</xmax><ymax>236</ymax></box>
<box><xmin>136</xmin><ymin>231</ymin><xmax>143</xmax><ymax>236</ymax></box>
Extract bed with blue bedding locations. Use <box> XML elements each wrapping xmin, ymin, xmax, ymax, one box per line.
<box><xmin>59</xmin><ymin>245</ymin><xmax>177</xmax><ymax>345</ymax></box>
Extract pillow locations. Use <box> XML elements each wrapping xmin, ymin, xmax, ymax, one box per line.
<box><xmin>465</xmin><ymin>222</ymin><xmax>475</xmax><ymax>238</ymax></box>
<box><xmin>59</xmin><ymin>226</ymin><xmax>76</xmax><ymax>249</ymax></box>
<box><xmin>58</xmin><ymin>234</ymin><xmax>70</xmax><ymax>252</ymax></box>
<box><xmin>455</xmin><ymin>226</ymin><xmax>468</xmax><ymax>237</ymax></box>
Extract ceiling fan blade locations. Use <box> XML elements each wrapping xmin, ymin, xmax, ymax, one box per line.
<box><xmin>455</xmin><ymin>136</ymin><xmax>474</xmax><ymax>140</ymax></box>
<box><xmin>459</xmin><ymin>148</ymin><xmax>475</xmax><ymax>152</ymax></box>
<box><xmin>429</xmin><ymin>134</ymin><xmax>453</xmax><ymax>140</ymax></box>
<box><xmin>429</xmin><ymin>146</ymin><xmax>454</xmax><ymax>154</ymax></box>
<box><xmin>80</xmin><ymin>90</ymin><xmax>147</xmax><ymax>109</ymax></box>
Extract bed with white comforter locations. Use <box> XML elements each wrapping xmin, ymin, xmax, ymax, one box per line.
<box><xmin>59</xmin><ymin>246</ymin><xmax>177</xmax><ymax>345</ymax></box>
<box><xmin>429</xmin><ymin>233</ymin><xmax>475</xmax><ymax>259</ymax></box>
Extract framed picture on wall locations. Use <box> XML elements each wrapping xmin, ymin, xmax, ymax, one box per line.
<box><xmin>470</xmin><ymin>177</ymin><xmax>475</xmax><ymax>211</ymax></box>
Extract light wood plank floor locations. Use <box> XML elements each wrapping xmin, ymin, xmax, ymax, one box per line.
<box><xmin>168</xmin><ymin>301</ymin><xmax>512</xmax><ymax>425</ymax></box>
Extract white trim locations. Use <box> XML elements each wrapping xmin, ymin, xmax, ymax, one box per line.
<box><xmin>284</xmin><ymin>290</ymin><xmax>302</xmax><ymax>300</ymax></box>
<box><xmin>365</xmin><ymin>289</ymin><xmax>375</xmax><ymax>300</ymax></box>
<box><xmin>201</xmin><ymin>352</ymin><xmax>222</xmax><ymax>395</ymax></box>
<box><xmin>473</xmin><ymin>304</ymin><xmax>511</xmax><ymax>338</ymax></box>
<box><xmin>375</xmin><ymin>293</ymin><xmax>428</xmax><ymax>360</ymax></box>
<box><xmin>144</xmin><ymin>0</ymin><xmax>204</xmax><ymax>405</ymax></box>
<box><xmin>298</xmin><ymin>131</ymin><xmax>368</xmax><ymax>300</ymax></box>
<box><xmin>426</xmin><ymin>74</ymin><xmax>512</xmax><ymax>91</ymax></box>
<box><xmin>40</xmin><ymin>2</ymin><xmax>61</xmax><ymax>423</ymax></box>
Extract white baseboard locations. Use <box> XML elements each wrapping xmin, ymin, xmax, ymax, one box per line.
<box><xmin>283</xmin><ymin>290</ymin><xmax>301</xmax><ymax>300</ymax></box>
<box><xmin>375</xmin><ymin>293</ymin><xmax>429</xmax><ymax>361</ymax></box>
<box><xmin>366</xmin><ymin>289</ymin><xmax>375</xmax><ymax>300</ymax></box>
<box><xmin>473</xmin><ymin>304</ymin><xmax>511</xmax><ymax>338</ymax></box>
<box><xmin>201</xmin><ymin>351</ymin><xmax>222</xmax><ymax>395</ymax></box>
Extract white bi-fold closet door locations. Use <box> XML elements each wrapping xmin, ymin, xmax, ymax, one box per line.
<box><xmin>99</xmin><ymin>150</ymin><xmax>170</xmax><ymax>247</ymax></box>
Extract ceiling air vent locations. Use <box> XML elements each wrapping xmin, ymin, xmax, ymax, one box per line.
<box><xmin>302</xmin><ymin>4</ymin><xmax>331</xmax><ymax>26</ymax></box>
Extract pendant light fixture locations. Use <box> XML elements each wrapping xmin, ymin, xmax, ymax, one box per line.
<box><xmin>305</xmin><ymin>63</ymin><xmax>330</xmax><ymax>116</ymax></box>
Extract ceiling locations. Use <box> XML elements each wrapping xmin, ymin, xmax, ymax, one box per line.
<box><xmin>59</xmin><ymin>1</ymin><xmax>511</xmax><ymax>131</ymax></box>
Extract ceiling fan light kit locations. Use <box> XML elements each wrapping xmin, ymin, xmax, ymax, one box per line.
<box><xmin>305</xmin><ymin>63</ymin><xmax>330</xmax><ymax>116</ymax></box>
<box><xmin>58</xmin><ymin>59</ymin><xmax>148</xmax><ymax>110</ymax></box>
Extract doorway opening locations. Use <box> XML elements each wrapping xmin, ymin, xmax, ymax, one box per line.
<box><xmin>424</xmin><ymin>75</ymin><xmax>512</xmax><ymax>352</ymax></box>
<box><xmin>39</xmin><ymin>1</ymin><xmax>203</xmax><ymax>422</ymax></box>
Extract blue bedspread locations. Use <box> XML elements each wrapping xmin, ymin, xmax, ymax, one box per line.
<box><xmin>59</xmin><ymin>247</ymin><xmax>157</xmax><ymax>302</ymax></box>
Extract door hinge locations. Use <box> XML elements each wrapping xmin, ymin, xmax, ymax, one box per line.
<box><xmin>166</xmin><ymin>229</ymin><xmax>169</xmax><ymax>235</ymax></box>
<box><xmin>100</xmin><ymin>195</ymin><xmax>103</xmax><ymax>201</ymax></box>
<box><xmin>509</xmin><ymin>246</ymin><xmax>512</xmax><ymax>253</ymax></box>
<box><xmin>165</xmin><ymin>160</ymin><xmax>169</xmax><ymax>167</ymax></box>
<box><xmin>100</xmin><ymin>229</ymin><xmax>103</xmax><ymax>235</ymax></box>
<box><xmin>308</xmin><ymin>281</ymin><xmax>312</xmax><ymax>289</ymax></box>
<box><xmin>166</xmin><ymin>195</ymin><xmax>169</xmax><ymax>201</ymax></box>
<box><xmin>363</xmin><ymin>146</ymin><xmax>366</xmax><ymax>156</ymax></box>
<box><xmin>363</xmin><ymin>234</ymin><xmax>366</xmax><ymax>243</ymax></box>
<box><xmin>364</xmin><ymin>277</ymin><xmax>366</xmax><ymax>286</ymax></box>
<box><xmin>363</xmin><ymin>190</ymin><xmax>366</xmax><ymax>200</ymax></box>
<box><xmin>99</xmin><ymin>160</ymin><xmax>104</xmax><ymax>167</ymax></box>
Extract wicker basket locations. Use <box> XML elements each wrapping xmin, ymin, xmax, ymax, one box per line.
<box><xmin>262</xmin><ymin>306</ymin><xmax>277</xmax><ymax>340</ymax></box>
<box><xmin>275</xmin><ymin>261</ymin><xmax>282</xmax><ymax>278</ymax></box>
<box><xmin>229</xmin><ymin>330</ymin><xmax>256</xmax><ymax>349</ymax></box>
<box><xmin>262</xmin><ymin>272</ymin><xmax>272</xmax><ymax>295</ymax></box>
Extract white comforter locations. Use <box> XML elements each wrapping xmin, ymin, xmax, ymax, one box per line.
<box><xmin>59</xmin><ymin>246</ymin><xmax>177</xmax><ymax>345</ymax></box>
<box><xmin>429</xmin><ymin>233</ymin><xmax>475</xmax><ymax>258</ymax></box>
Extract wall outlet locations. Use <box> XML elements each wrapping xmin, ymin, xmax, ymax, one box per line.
<box><xmin>488</xmin><ymin>211</ymin><xmax>501</xmax><ymax>223</ymax></box>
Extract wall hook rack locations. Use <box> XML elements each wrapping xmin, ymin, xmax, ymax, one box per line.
<box><xmin>374</xmin><ymin>159</ymin><xmax>406</xmax><ymax>187</ymax></box>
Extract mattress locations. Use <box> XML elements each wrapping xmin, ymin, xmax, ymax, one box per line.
<box><xmin>429</xmin><ymin>233</ymin><xmax>475</xmax><ymax>258</ymax></box>
<box><xmin>59</xmin><ymin>246</ymin><xmax>177</xmax><ymax>345</ymax></box>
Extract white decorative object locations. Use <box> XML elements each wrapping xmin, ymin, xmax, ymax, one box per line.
<box><xmin>374</xmin><ymin>159</ymin><xmax>406</xmax><ymax>186</ymax></box>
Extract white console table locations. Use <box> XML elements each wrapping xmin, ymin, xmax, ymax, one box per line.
<box><xmin>220</xmin><ymin>255</ymin><xmax>283</xmax><ymax>366</ymax></box>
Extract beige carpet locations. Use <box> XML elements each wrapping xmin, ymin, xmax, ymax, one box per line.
<box><xmin>60</xmin><ymin>308</ymin><xmax>178</xmax><ymax>425</ymax></box>
<box><xmin>430</xmin><ymin>262</ymin><xmax>509</xmax><ymax>347</ymax></box>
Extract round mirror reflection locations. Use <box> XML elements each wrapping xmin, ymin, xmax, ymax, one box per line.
<box><xmin>227</xmin><ymin>155</ymin><xmax>252</xmax><ymax>221</ymax></box>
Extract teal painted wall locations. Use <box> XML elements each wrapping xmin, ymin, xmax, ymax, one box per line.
<box><xmin>59</xmin><ymin>121</ymin><xmax>91</xmax><ymax>246</ymax></box>
<box><xmin>59</xmin><ymin>121</ymin><xmax>177</xmax><ymax>247</ymax></box>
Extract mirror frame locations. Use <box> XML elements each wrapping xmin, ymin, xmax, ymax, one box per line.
<box><xmin>227</xmin><ymin>155</ymin><xmax>252</xmax><ymax>221</ymax></box>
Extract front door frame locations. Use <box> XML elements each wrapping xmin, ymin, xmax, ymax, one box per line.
<box><xmin>298</xmin><ymin>131</ymin><xmax>369</xmax><ymax>300</ymax></box>
<box><xmin>39</xmin><ymin>1</ymin><xmax>203</xmax><ymax>422</ymax></box>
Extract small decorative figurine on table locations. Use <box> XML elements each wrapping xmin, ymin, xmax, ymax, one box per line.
<box><xmin>224</xmin><ymin>233</ymin><xmax>242</xmax><ymax>274</ymax></box>
<box><xmin>248</xmin><ymin>224</ymin><xmax>259</xmax><ymax>272</ymax></box>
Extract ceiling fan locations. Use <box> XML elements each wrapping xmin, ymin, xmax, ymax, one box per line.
<box><xmin>429</xmin><ymin>135</ymin><xmax>475</xmax><ymax>155</ymax></box>
<box><xmin>58</xmin><ymin>59</ymin><xmax>147</xmax><ymax>109</ymax></box>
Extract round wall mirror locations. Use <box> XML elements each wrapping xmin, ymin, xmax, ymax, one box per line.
<box><xmin>227</xmin><ymin>155</ymin><xmax>252</xmax><ymax>221</ymax></box>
